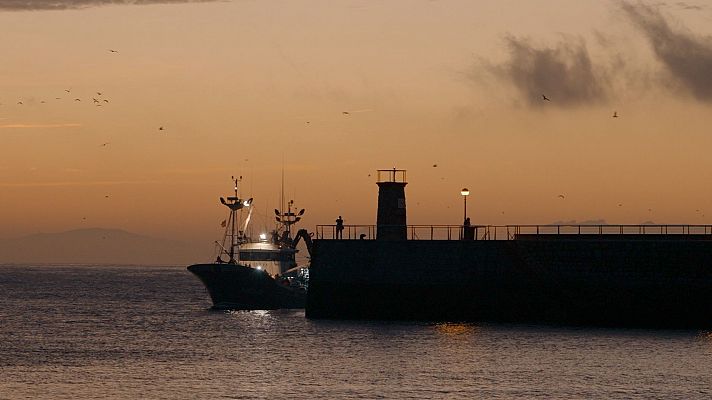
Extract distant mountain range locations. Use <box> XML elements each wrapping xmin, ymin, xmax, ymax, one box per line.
<box><xmin>0</xmin><ymin>228</ymin><xmax>207</xmax><ymax>265</ymax></box>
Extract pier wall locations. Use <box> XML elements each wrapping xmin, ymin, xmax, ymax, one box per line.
<box><xmin>306</xmin><ymin>239</ymin><xmax>712</xmax><ymax>327</ymax></box>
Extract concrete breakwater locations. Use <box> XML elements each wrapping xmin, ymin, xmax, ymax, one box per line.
<box><xmin>306</xmin><ymin>169</ymin><xmax>712</xmax><ymax>327</ymax></box>
<box><xmin>306</xmin><ymin>236</ymin><xmax>712</xmax><ymax>327</ymax></box>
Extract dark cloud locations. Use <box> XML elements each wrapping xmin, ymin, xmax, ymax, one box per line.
<box><xmin>0</xmin><ymin>0</ymin><xmax>216</xmax><ymax>11</ymax></box>
<box><xmin>484</xmin><ymin>35</ymin><xmax>611</xmax><ymax>108</ymax></box>
<box><xmin>675</xmin><ymin>2</ymin><xmax>704</xmax><ymax>11</ymax></box>
<box><xmin>622</xmin><ymin>1</ymin><xmax>712</xmax><ymax>101</ymax></box>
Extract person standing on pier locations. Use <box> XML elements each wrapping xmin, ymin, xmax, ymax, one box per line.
<box><xmin>463</xmin><ymin>217</ymin><xmax>474</xmax><ymax>240</ymax></box>
<box><xmin>336</xmin><ymin>215</ymin><xmax>344</xmax><ymax>239</ymax></box>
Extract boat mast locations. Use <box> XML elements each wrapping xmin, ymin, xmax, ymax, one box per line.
<box><xmin>275</xmin><ymin>199</ymin><xmax>305</xmax><ymax>246</ymax></box>
<box><xmin>230</xmin><ymin>177</ymin><xmax>239</xmax><ymax>261</ymax></box>
<box><xmin>219</xmin><ymin>176</ymin><xmax>252</xmax><ymax>263</ymax></box>
<box><xmin>273</xmin><ymin>162</ymin><xmax>305</xmax><ymax>246</ymax></box>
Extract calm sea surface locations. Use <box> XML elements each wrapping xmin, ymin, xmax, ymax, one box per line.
<box><xmin>2</xmin><ymin>264</ymin><xmax>712</xmax><ymax>399</ymax></box>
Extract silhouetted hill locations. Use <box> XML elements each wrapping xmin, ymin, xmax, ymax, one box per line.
<box><xmin>0</xmin><ymin>228</ymin><xmax>205</xmax><ymax>265</ymax></box>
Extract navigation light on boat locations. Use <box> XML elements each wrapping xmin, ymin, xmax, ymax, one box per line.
<box><xmin>256</xmin><ymin>266</ymin><xmax>263</xmax><ymax>270</ymax></box>
<box><xmin>259</xmin><ymin>233</ymin><xmax>267</xmax><ymax>241</ymax></box>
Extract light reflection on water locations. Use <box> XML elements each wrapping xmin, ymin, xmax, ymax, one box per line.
<box><xmin>433</xmin><ymin>323</ymin><xmax>478</xmax><ymax>337</ymax></box>
<box><xmin>2</xmin><ymin>265</ymin><xmax>712</xmax><ymax>399</ymax></box>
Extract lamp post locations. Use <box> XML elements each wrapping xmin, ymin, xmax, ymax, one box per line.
<box><xmin>460</xmin><ymin>188</ymin><xmax>470</xmax><ymax>224</ymax></box>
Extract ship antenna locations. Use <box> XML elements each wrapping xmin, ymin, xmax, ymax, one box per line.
<box><xmin>280</xmin><ymin>160</ymin><xmax>285</xmax><ymax>221</ymax></box>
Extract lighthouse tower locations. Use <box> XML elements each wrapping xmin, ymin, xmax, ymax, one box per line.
<box><xmin>376</xmin><ymin>168</ymin><xmax>407</xmax><ymax>240</ymax></box>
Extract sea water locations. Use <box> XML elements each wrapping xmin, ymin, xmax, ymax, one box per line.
<box><xmin>1</xmin><ymin>265</ymin><xmax>711</xmax><ymax>399</ymax></box>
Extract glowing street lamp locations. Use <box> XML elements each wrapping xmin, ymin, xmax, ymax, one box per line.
<box><xmin>460</xmin><ymin>188</ymin><xmax>470</xmax><ymax>224</ymax></box>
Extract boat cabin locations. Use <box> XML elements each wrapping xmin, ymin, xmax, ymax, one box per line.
<box><xmin>237</xmin><ymin>242</ymin><xmax>297</xmax><ymax>276</ymax></box>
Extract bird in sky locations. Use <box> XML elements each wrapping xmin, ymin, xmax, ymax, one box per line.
<box><xmin>342</xmin><ymin>111</ymin><xmax>350</xmax><ymax>115</ymax></box>
<box><xmin>65</xmin><ymin>89</ymin><xmax>71</xmax><ymax>93</ymax></box>
<box><xmin>55</xmin><ymin>97</ymin><xmax>61</xmax><ymax>100</ymax></box>
<box><xmin>108</xmin><ymin>49</ymin><xmax>118</xmax><ymax>53</ymax></box>
<box><xmin>542</xmin><ymin>94</ymin><xmax>551</xmax><ymax>101</ymax></box>
<box><xmin>103</xmin><ymin>99</ymin><xmax>109</xmax><ymax>103</ymax></box>
<box><xmin>100</xmin><ymin>142</ymin><xmax>110</xmax><ymax>147</ymax></box>
<box><xmin>74</xmin><ymin>98</ymin><xmax>81</xmax><ymax>101</ymax></box>
<box><xmin>93</xmin><ymin>98</ymin><xmax>100</xmax><ymax>103</ymax></box>
<box><xmin>96</xmin><ymin>92</ymin><xmax>102</xmax><ymax>96</ymax></box>
<box><xmin>159</xmin><ymin>126</ymin><xmax>164</xmax><ymax>131</ymax></box>
<box><xmin>105</xmin><ymin>195</ymin><xmax>109</xmax><ymax>198</ymax></box>
<box><xmin>613</xmin><ymin>111</ymin><xmax>619</xmax><ymax>118</ymax></box>
<box><xmin>433</xmin><ymin>164</ymin><xmax>438</xmax><ymax>167</ymax></box>
<box><xmin>557</xmin><ymin>194</ymin><xmax>565</xmax><ymax>199</ymax></box>
<box><xmin>17</xmin><ymin>101</ymin><xmax>22</xmax><ymax>105</ymax></box>
<box><xmin>618</xmin><ymin>203</ymin><xmax>623</xmax><ymax>207</ymax></box>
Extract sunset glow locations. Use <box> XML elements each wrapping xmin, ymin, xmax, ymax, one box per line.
<box><xmin>2</xmin><ymin>0</ymin><xmax>712</xmax><ymax>257</ymax></box>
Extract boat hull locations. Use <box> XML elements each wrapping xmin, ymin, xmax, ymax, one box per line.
<box><xmin>188</xmin><ymin>263</ymin><xmax>306</xmax><ymax>310</ymax></box>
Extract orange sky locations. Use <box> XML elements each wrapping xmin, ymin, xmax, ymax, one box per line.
<box><xmin>2</xmin><ymin>0</ymin><xmax>712</xmax><ymax>247</ymax></box>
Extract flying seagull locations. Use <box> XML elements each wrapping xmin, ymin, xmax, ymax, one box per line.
<box><xmin>17</xmin><ymin>101</ymin><xmax>22</xmax><ymax>105</ymax></box>
<box><xmin>65</xmin><ymin>89</ymin><xmax>71</xmax><ymax>93</ymax></box>
<box><xmin>542</xmin><ymin>94</ymin><xmax>551</xmax><ymax>101</ymax></box>
<box><xmin>96</xmin><ymin>92</ymin><xmax>102</xmax><ymax>96</ymax></box>
<box><xmin>433</xmin><ymin>164</ymin><xmax>438</xmax><ymax>167</ymax></box>
<box><xmin>342</xmin><ymin>111</ymin><xmax>350</xmax><ymax>115</ymax></box>
<box><xmin>108</xmin><ymin>49</ymin><xmax>119</xmax><ymax>53</ymax></box>
<box><xmin>159</xmin><ymin>126</ymin><xmax>164</xmax><ymax>131</ymax></box>
<box><xmin>557</xmin><ymin>194</ymin><xmax>565</xmax><ymax>199</ymax></box>
<box><xmin>74</xmin><ymin>98</ymin><xmax>81</xmax><ymax>102</ymax></box>
<box><xmin>93</xmin><ymin>98</ymin><xmax>100</xmax><ymax>103</ymax></box>
<box><xmin>100</xmin><ymin>142</ymin><xmax>110</xmax><ymax>147</ymax></box>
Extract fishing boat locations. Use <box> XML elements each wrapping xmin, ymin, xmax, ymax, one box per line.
<box><xmin>188</xmin><ymin>177</ymin><xmax>312</xmax><ymax>310</ymax></box>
